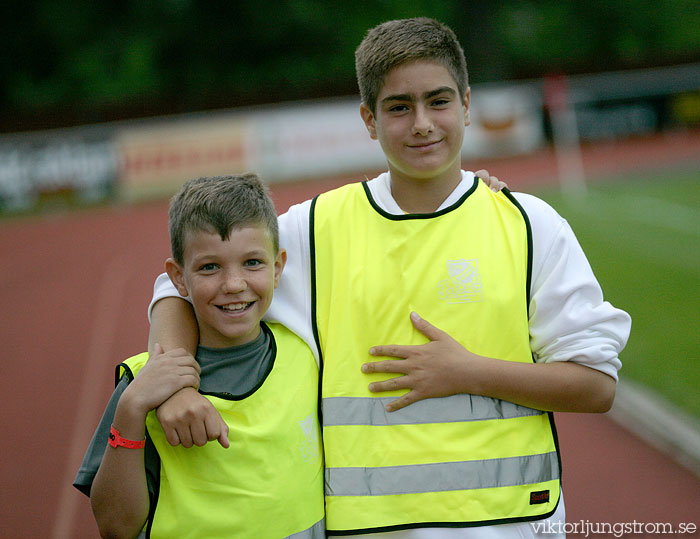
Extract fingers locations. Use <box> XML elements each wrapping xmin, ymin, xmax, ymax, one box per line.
<box><xmin>217</xmin><ymin>428</ymin><xmax>230</xmax><ymax>449</ymax></box>
<box><xmin>180</xmin><ymin>410</ymin><xmax>229</xmax><ymax>448</ymax></box>
<box><xmin>213</xmin><ymin>417</ymin><xmax>230</xmax><ymax>449</ymax></box>
<box><xmin>190</xmin><ymin>420</ymin><xmax>209</xmax><ymax>447</ymax></box>
<box><xmin>163</xmin><ymin>426</ymin><xmax>181</xmax><ymax>447</ymax></box>
<box><xmin>182</xmin><ymin>370</ymin><xmax>200</xmax><ymax>391</ymax></box>
<box><xmin>203</xmin><ymin>410</ymin><xmax>230</xmax><ymax>448</ymax></box>
<box><xmin>167</xmin><ymin>349</ymin><xmax>201</xmax><ymax>374</ymax></box>
<box><xmin>178</xmin><ymin>427</ymin><xmax>194</xmax><ymax>448</ymax></box>
<box><xmin>475</xmin><ymin>169</ymin><xmax>508</xmax><ymax>192</ymax></box>
<box><xmin>367</xmin><ymin>313</ymin><xmax>447</xmax><ymax>362</ymax></box>
<box><xmin>166</xmin><ymin>412</ymin><xmax>229</xmax><ymax>449</ymax></box>
<box><xmin>385</xmin><ymin>392</ymin><xmax>418</xmax><ymax>412</ymax></box>
<box><xmin>409</xmin><ymin>312</ymin><xmax>448</xmax><ymax>341</ymax></box>
<box><xmin>475</xmin><ymin>169</ymin><xmax>490</xmax><ymax>181</ymax></box>
<box><xmin>368</xmin><ymin>374</ymin><xmax>408</xmax><ymax>393</ymax></box>
<box><xmin>362</xmin><ymin>360</ymin><xmax>408</xmax><ymax>374</ymax></box>
<box><xmin>491</xmin><ymin>178</ymin><xmax>508</xmax><ymax>192</ymax></box>
<box><xmin>368</xmin><ymin>344</ymin><xmax>410</xmax><ymax>359</ymax></box>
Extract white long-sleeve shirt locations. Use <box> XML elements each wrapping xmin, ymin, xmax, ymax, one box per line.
<box><xmin>149</xmin><ymin>170</ymin><xmax>631</xmax><ymax>538</ymax></box>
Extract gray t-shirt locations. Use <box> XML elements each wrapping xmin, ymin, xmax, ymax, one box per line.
<box><xmin>73</xmin><ymin>323</ymin><xmax>275</xmax><ymax>496</ymax></box>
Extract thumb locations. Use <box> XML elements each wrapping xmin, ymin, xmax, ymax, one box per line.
<box><xmin>152</xmin><ymin>342</ymin><xmax>164</xmax><ymax>357</ymax></box>
<box><xmin>410</xmin><ymin>312</ymin><xmax>447</xmax><ymax>341</ymax></box>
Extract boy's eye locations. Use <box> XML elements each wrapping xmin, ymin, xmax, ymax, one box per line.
<box><xmin>431</xmin><ymin>98</ymin><xmax>450</xmax><ymax>107</ymax></box>
<box><xmin>244</xmin><ymin>259</ymin><xmax>263</xmax><ymax>267</ymax></box>
<box><xmin>388</xmin><ymin>104</ymin><xmax>409</xmax><ymax>112</ymax></box>
<box><xmin>200</xmin><ymin>263</ymin><xmax>218</xmax><ymax>272</ymax></box>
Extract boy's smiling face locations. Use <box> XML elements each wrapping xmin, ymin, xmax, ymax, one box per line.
<box><xmin>166</xmin><ymin>224</ymin><xmax>286</xmax><ymax>349</ymax></box>
<box><xmin>361</xmin><ymin>60</ymin><xmax>470</xmax><ymax>187</ymax></box>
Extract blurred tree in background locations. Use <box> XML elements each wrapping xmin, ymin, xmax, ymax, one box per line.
<box><xmin>1</xmin><ymin>0</ymin><xmax>698</xmax><ymax>132</ymax></box>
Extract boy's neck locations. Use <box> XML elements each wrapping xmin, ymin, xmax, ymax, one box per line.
<box><xmin>389</xmin><ymin>167</ymin><xmax>463</xmax><ymax>214</ymax></box>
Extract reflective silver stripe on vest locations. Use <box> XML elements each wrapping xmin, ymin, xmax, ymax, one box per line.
<box><xmin>325</xmin><ymin>452</ymin><xmax>559</xmax><ymax>497</ymax></box>
<box><xmin>322</xmin><ymin>394</ymin><xmax>544</xmax><ymax>426</ymax></box>
<box><xmin>286</xmin><ymin>518</ymin><xmax>325</xmax><ymax>539</ymax></box>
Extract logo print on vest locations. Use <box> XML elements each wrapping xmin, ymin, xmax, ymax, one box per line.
<box><xmin>298</xmin><ymin>414</ymin><xmax>321</xmax><ymax>463</ymax></box>
<box><xmin>437</xmin><ymin>259</ymin><xmax>483</xmax><ymax>303</ymax></box>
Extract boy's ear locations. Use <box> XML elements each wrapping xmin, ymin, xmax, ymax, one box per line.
<box><xmin>360</xmin><ymin>103</ymin><xmax>378</xmax><ymax>140</ymax></box>
<box><xmin>165</xmin><ymin>258</ymin><xmax>189</xmax><ymax>298</ymax></box>
<box><xmin>273</xmin><ymin>248</ymin><xmax>287</xmax><ymax>288</ymax></box>
<box><xmin>463</xmin><ymin>87</ymin><xmax>471</xmax><ymax>127</ymax></box>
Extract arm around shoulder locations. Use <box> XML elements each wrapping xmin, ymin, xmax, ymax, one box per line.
<box><xmin>148</xmin><ymin>272</ymin><xmax>198</xmax><ymax>355</ymax></box>
<box><xmin>149</xmin><ymin>296</ymin><xmax>198</xmax><ymax>355</ymax></box>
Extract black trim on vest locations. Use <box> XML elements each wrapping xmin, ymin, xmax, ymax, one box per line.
<box><xmin>309</xmin><ymin>194</ymin><xmax>324</xmax><ymax>425</ymax></box>
<box><xmin>361</xmin><ymin>176</ymin><xmax>480</xmax><ymax>220</ymax></box>
<box><xmin>115</xmin><ymin>363</ymin><xmax>134</xmax><ymax>387</ymax></box>
<box><xmin>198</xmin><ymin>322</ymin><xmax>277</xmax><ymax>401</ymax></box>
<box><xmin>503</xmin><ymin>188</ymin><xmax>534</xmax><ymax>308</ymax></box>
<box><xmin>547</xmin><ymin>409</ymin><xmax>564</xmax><ymax>497</ymax></box>
<box><xmin>144</xmin><ymin>432</ymin><xmax>160</xmax><ymax>539</ymax></box>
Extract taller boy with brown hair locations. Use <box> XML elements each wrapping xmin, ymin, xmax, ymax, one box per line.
<box><xmin>148</xmin><ymin>17</ymin><xmax>630</xmax><ymax>538</ymax></box>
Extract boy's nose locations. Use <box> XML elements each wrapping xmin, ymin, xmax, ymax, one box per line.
<box><xmin>412</xmin><ymin>106</ymin><xmax>433</xmax><ymax>136</ymax></box>
<box><xmin>222</xmin><ymin>274</ymin><xmax>247</xmax><ymax>294</ymax></box>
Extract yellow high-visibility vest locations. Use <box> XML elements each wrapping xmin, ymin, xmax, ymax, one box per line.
<box><xmin>120</xmin><ymin>322</ymin><xmax>324</xmax><ymax>539</ymax></box>
<box><xmin>311</xmin><ymin>178</ymin><xmax>561</xmax><ymax>534</ymax></box>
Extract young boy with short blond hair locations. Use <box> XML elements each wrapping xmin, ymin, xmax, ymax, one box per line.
<box><xmin>148</xmin><ymin>18</ymin><xmax>630</xmax><ymax>538</ymax></box>
<box><xmin>75</xmin><ymin>174</ymin><xmax>324</xmax><ymax>538</ymax></box>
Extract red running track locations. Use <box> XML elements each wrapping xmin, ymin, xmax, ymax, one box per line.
<box><xmin>1</xmin><ymin>131</ymin><xmax>698</xmax><ymax>538</ymax></box>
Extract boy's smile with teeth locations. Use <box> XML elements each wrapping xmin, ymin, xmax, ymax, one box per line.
<box><xmin>219</xmin><ymin>302</ymin><xmax>253</xmax><ymax>312</ymax></box>
<box><xmin>167</xmin><ymin>225</ymin><xmax>286</xmax><ymax>349</ymax></box>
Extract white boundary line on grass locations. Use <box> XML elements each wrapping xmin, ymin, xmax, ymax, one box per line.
<box><xmin>580</xmin><ymin>190</ymin><xmax>700</xmax><ymax>236</ymax></box>
<box><xmin>619</xmin><ymin>194</ymin><xmax>700</xmax><ymax>236</ymax></box>
<box><xmin>608</xmin><ymin>378</ymin><xmax>700</xmax><ymax>479</ymax></box>
<box><xmin>51</xmin><ymin>256</ymin><xmax>132</xmax><ymax>539</ymax></box>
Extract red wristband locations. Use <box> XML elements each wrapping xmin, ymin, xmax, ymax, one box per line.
<box><xmin>108</xmin><ymin>425</ymin><xmax>146</xmax><ymax>449</ymax></box>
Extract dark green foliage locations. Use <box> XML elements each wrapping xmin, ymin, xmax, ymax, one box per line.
<box><xmin>1</xmin><ymin>0</ymin><xmax>698</xmax><ymax>131</ymax></box>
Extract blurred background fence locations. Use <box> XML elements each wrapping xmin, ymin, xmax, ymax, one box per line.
<box><xmin>1</xmin><ymin>62</ymin><xmax>698</xmax><ymax>212</ymax></box>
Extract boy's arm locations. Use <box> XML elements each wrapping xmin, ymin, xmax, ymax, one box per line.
<box><xmin>363</xmin><ymin>194</ymin><xmax>630</xmax><ymax>413</ymax></box>
<box><xmin>362</xmin><ymin>312</ymin><xmax>616</xmax><ymax>413</ymax></box>
<box><xmin>90</xmin><ymin>346</ymin><xmax>200</xmax><ymax>538</ymax></box>
<box><xmin>90</xmin><ymin>393</ymin><xmax>152</xmax><ymax>538</ymax></box>
<box><xmin>148</xmin><ymin>277</ymin><xmax>229</xmax><ymax>448</ymax></box>
<box><xmin>148</xmin><ymin>295</ymin><xmax>198</xmax><ymax>355</ymax></box>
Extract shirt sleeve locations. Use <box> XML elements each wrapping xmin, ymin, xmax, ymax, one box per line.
<box><xmin>264</xmin><ymin>199</ymin><xmax>319</xmax><ymax>364</ymax></box>
<box><xmin>73</xmin><ymin>376</ymin><xmax>129</xmax><ymax>496</ymax></box>
<box><xmin>515</xmin><ymin>193</ymin><xmax>631</xmax><ymax>381</ymax></box>
<box><xmin>73</xmin><ymin>375</ymin><xmax>161</xmax><ymax>505</ymax></box>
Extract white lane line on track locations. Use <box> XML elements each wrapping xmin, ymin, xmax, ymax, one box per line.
<box><xmin>51</xmin><ymin>256</ymin><xmax>132</xmax><ymax>539</ymax></box>
<box><xmin>609</xmin><ymin>378</ymin><xmax>700</xmax><ymax>479</ymax></box>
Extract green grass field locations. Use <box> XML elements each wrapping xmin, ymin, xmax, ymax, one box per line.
<box><xmin>530</xmin><ymin>167</ymin><xmax>700</xmax><ymax>419</ymax></box>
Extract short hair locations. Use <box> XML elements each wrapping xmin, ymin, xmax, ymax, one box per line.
<box><xmin>355</xmin><ymin>17</ymin><xmax>469</xmax><ymax>114</ymax></box>
<box><xmin>168</xmin><ymin>174</ymin><xmax>279</xmax><ymax>265</ymax></box>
